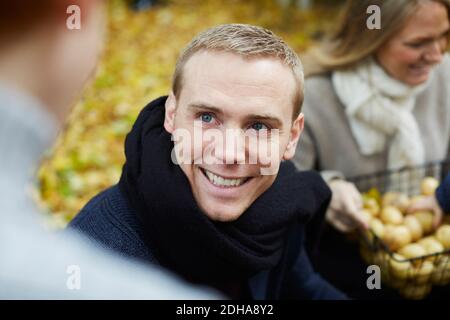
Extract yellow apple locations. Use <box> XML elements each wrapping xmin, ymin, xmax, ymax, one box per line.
<box><xmin>436</xmin><ymin>225</ymin><xmax>450</xmax><ymax>249</ymax></box>
<box><xmin>414</xmin><ymin>261</ymin><xmax>434</xmax><ymax>285</ymax></box>
<box><xmin>370</xmin><ymin>218</ymin><xmax>385</xmax><ymax>239</ymax></box>
<box><xmin>398</xmin><ymin>244</ymin><xmax>427</xmax><ymax>259</ymax></box>
<box><xmin>364</xmin><ymin>197</ymin><xmax>380</xmax><ymax>216</ymax></box>
<box><xmin>383</xmin><ymin>225</ymin><xmax>412</xmax><ymax>251</ymax></box>
<box><xmin>389</xmin><ymin>254</ymin><xmax>411</xmax><ymax>280</ymax></box>
<box><xmin>413</xmin><ymin>211</ymin><xmax>434</xmax><ymax>234</ymax></box>
<box><xmin>421</xmin><ymin>177</ymin><xmax>439</xmax><ymax>196</ymax></box>
<box><xmin>380</xmin><ymin>206</ymin><xmax>404</xmax><ymax>225</ymax></box>
<box><xmin>404</xmin><ymin>215</ymin><xmax>423</xmax><ymax>242</ymax></box>
<box><xmin>382</xmin><ymin>192</ymin><xmax>410</xmax><ymax>213</ymax></box>
<box><xmin>420</xmin><ymin>237</ymin><xmax>444</xmax><ymax>255</ymax></box>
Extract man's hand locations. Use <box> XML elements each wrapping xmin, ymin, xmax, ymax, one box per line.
<box><xmin>326</xmin><ymin>180</ymin><xmax>369</xmax><ymax>233</ymax></box>
<box><xmin>407</xmin><ymin>195</ymin><xmax>443</xmax><ymax>229</ymax></box>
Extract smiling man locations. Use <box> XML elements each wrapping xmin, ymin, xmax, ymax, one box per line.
<box><xmin>70</xmin><ymin>24</ymin><xmax>345</xmax><ymax>299</ymax></box>
<box><xmin>165</xmin><ymin>46</ymin><xmax>302</xmax><ymax>222</ymax></box>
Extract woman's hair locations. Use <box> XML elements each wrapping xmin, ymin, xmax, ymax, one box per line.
<box><xmin>304</xmin><ymin>0</ymin><xmax>450</xmax><ymax>77</ymax></box>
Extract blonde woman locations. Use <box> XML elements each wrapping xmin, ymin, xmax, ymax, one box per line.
<box><xmin>294</xmin><ymin>0</ymin><xmax>450</xmax><ymax>298</ymax></box>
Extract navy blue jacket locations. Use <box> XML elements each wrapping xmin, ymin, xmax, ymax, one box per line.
<box><xmin>70</xmin><ymin>185</ymin><xmax>346</xmax><ymax>300</ymax></box>
<box><xmin>436</xmin><ymin>173</ymin><xmax>450</xmax><ymax>213</ymax></box>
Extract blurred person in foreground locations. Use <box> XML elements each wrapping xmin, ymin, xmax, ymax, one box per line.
<box><xmin>69</xmin><ymin>23</ymin><xmax>346</xmax><ymax>300</ymax></box>
<box><xmin>0</xmin><ymin>0</ymin><xmax>218</xmax><ymax>299</ymax></box>
<box><xmin>293</xmin><ymin>0</ymin><xmax>450</xmax><ymax>298</ymax></box>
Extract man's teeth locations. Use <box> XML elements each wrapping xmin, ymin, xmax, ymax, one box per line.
<box><xmin>204</xmin><ymin>170</ymin><xmax>246</xmax><ymax>187</ymax></box>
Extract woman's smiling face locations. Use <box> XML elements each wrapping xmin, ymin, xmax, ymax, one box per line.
<box><xmin>163</xmin><ymin>50</ymin><xmax>303</xmax><ymax>222</ymax></box>
<box><xmin>376</xmin><ymin>0</ymin><xmax>450</xmax><ymax>86</ymax></box>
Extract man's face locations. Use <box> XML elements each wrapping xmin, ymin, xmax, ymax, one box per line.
<box><xmin>164</xmin><ymin>50</ymin><xmax>303</xmax><ymax>222</ymax></box>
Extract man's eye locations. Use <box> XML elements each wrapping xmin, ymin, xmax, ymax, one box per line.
<box><xmin>250</xmin><ymin>122</ymin><xmax>268</xmax><ymax>131</ymax></box>
<box><xmin>200</xmin><ymin>113</ymin><xmax>214</xmax><ymax>123</ymax></box>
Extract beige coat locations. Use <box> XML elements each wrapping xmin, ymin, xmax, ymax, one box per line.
<box><xmin>293</xmin><ymin>57</ymin><xmax>450</xmax><ymax>181</ymax></box>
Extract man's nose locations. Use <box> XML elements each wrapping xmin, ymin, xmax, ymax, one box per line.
<box><xmin>214</xmin><ymin>129</ymin><xmax>246</xmax><ymax>165</ymax></box>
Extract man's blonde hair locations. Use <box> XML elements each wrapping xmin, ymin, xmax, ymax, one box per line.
<box><xmin>172</xmin><ymin>24</ymin><xmax>304</xmax><ymax>118</ymax></box>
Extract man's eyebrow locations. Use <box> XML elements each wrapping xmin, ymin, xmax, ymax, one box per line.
<box><xmin>188</xmin><ymin>102</ymin><xmax>284</xmax><ymax>127</ymax></box>
<box><xmin>247</xmin><ymin>114</ymin><xmax>283</xmax><ymax>127</ymax></box>
<box><xmin>188</xmin><ymin>103</ymin><xmax>224</xmax><ymax>115</ymax></box>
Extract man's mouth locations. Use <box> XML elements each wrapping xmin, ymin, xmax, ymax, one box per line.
<box><xmin>200</xmin><ymin>168</ymin><xmax>251</xmax><ymax>188</ymax></box>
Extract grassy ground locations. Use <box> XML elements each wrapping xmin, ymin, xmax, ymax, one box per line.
<box><xmin>37</xmin><ymin>0</ymin><xmax>340</xmax><ymax>226</ymax></box>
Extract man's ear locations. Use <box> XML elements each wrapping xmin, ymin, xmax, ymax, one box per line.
<box><xmin>282</xmin><ymin>113</ymin><xmax>304</xmax><ymax>160</ymax></box>
<box><xmin>164</xmin><ymin>92</ymin><xmax>177</xmax><ymax>134</ymax></box>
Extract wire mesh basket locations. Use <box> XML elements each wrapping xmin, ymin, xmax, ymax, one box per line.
<box><xmin>347</xmin><ymin>159</ymin><xmax>450</xmax><ymax>299</ymax></box>
<box><xmin>348</xmin><ymin>159</ymin><xmax>450</xmax><ymax>195</ymax></box>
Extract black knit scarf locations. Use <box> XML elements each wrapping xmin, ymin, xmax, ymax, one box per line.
<box><xmin>119</xmin><ymin>96</ymin><xmax>331</xmax><ymax>284</ymax></box>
